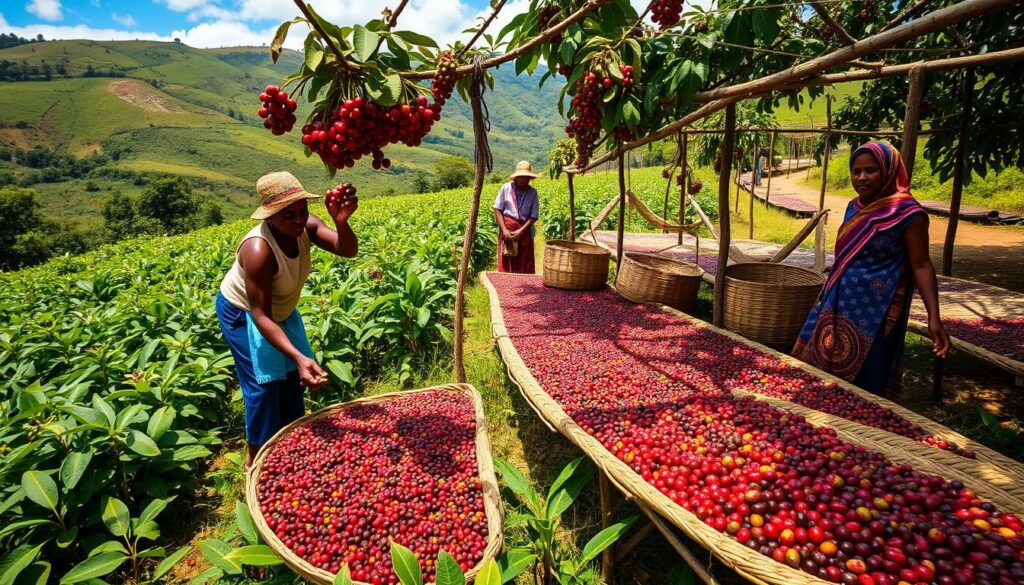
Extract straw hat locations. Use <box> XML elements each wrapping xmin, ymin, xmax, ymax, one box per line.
<box><xmin>251</xmin><ymin>171</ymin><xmax>321</xmax><ymax>220</ymax></box>
<box><xmin>508</xmin><ymin>160</ymin><xmax>539</xmax><ymax>180</ymax></box>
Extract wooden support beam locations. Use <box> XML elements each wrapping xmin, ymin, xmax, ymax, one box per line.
<box><xmin>636</xmin><ymin>503</ymin><xmax>720</xmax><ymax>585</ymax></box>
<box><xmin>567</xmin><ymin>173</ymin><xmax>577</xmax><ymax>242</ymax></box>
<box><xmin>679</xmin><ymin>132</ymin><xmax>688</xmax><ymax>246</ymax></box>
<box><xmin>614</xmin><ymin>520</ymin><xmax>656</xmax><ymax>563</ymax></box>
<box><xmin>734</xmin><ymin>145</ymin><xmax>742</xmax><ymax>214</ymax></box>
<box><xmin>599</xmin><ymin>472</ymin><xmax>616</xmax><ymax>584</ymax></box>
<box><xmin>769</xmin><ymin>209</ymin><xmax>829</xmax><ymax>263</ymax></box>
<box><xmin>901</xmin><ymin>67</ymin><xmax>927</xmax><ymax>176</ymax></box>
<box><xmin>662</xmin><ymin>168</ymin><xmax>674</xmax><ymax>235</ymax></box>
<box><xmin>764</xmin><ymin>131</ymin><xmax>777</xmax><ymax>205</ymax></box>
<box><xmin>713</xmin><ymin>104</ymin><xmax>736</xmax><ymax>328</ymax></box>
<box><xmin>815</xmin><ymin>96</ymin><xmax>832</xmax><ymax>273</ymax></box>
<box><xmin>942</xmin><ymin>67</ymin><xmax>976</xmax><ymax>277</ymax></box>
<box><xmin>616</xmin><ymin>151</ymin><xmax>626</xmax><ymax>270</ymax></box>
<box><xmin>749</xmin><ymin>137</ymin><xmax>758</xmax><ymax>239</ymax></box>
<box><xmin>688</xmin><ymin>194</ymin><xmax>718</xmax><ymax>241</ymax></box>
<box><xmin>811</xmin><ymin>1</ymin><xmax>858</xmax><ymax>45</ymax></box>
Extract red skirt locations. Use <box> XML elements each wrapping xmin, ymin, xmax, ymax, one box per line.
<box><xmin>497</xmin><ymin>216</ymin><xmax>535</xmax><ymax>274</ymax></box>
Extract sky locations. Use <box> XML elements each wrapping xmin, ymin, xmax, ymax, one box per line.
<box><xmin>0</xmin><ymin>0</ymin><xmax>654</xmax><ymax>50</ymax></box>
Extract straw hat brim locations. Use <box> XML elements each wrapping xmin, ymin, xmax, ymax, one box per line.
<box><xmin>508</xmin><ymin>171</ymin><xmax>539</xmax><ymax>180</ymax></box>
<box><xmin>250</xmin><ymin>190</ymin><xmax>321</xmax><ymax>220</ymax></box>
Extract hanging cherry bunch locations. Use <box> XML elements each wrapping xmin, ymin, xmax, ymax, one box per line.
<box><xmin>538</xmin><ymin>3</ymin><xmax>564</xmax><ymax>44</ymax></box>
<box><xmin>325</xmin><ymin>183</ymin><xmax>356</xmax><ymax>207</ymax></box>
<box><xmin>431</xmin><ymin>50</ymin><xmax>460</xmax><ymax>104</ymax></box>
<box><xmin>651</xmin><ymin>0</ymin><xmax>685</xmax><ymax>30</ymax></box>
<box><xmin>565</xmin><ymin>71</ymin><xmax>603</xmax><ymax>166</ymax></box>
<box><xmin>300</xmin><ymin>95</ymin><xmax>440</xmax><ymax>170</ymax></box>
<box><xmin>257</xmin><ymin>85</ymin><xmax>298</xmax><ymax>135</ymax></box>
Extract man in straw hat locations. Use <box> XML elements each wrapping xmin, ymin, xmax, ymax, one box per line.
<box><xmin>217</xmin><ymin>171</ymin><xmax>358</xmax><ymax>468</ymax></box>
<box><xmin>493</xmin><ymin>160</ymin><xmax>540</xmax><ymax>273</ymax></box>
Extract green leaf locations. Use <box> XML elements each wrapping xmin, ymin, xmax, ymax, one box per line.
<box><xmin>235</xmin><ymin>501</ymin><xmax>258</xmax><ymax>545</ymax></box>
<box><xmin>622</xmin><ymin>100</ymin><xmax>640</xmax><ymax>128</ymax></box>
<box><xmin>0</xmin><ymin>518</ymin><xmax>57</xmax><ymax>540</ymax></box>
<box><xmin>88</xmin><ymin>541</ymin><xmax>128</xmax><ymax>557</ymax></box>
<box><xmin>393</xmin><ymin>30</ymin><xmax>438</xmax><ymax>48</ymax></box>
<box><xmin>352</xmin><ymin>25</ymin><xmax>379</xmax><ymax>62</ymax></box>
<box><xmin>667</xmin><ymin>563</ymin><xmax>696</xmax><ymax>585</ymax></box>
<box><xmin>153</xmin><ymin>547</ymin><xmax>192</xmax><ymax>581</ymax></box>
<box><xmin>146</xmin><ymin>406</ymin><xmax>176</xmax><ymax>440</ymax></box>
<box><xmin>304</xmin><ymin>33</ymin><xmax>325</xmax><ymax>71</ymax></box>
<box><xmin>59</xmin><ymin>451</ymin><xmax>92</xmax><ymax>490</ymax></box>
<box><xmin>751</xmin><ymin>7</ymin><xmax>781</xmax><ymax>44</ymax></box>
<box><xmin>16</xmin><ymin>382</ymin><xmax>46</xmax><ymax>415</ymax></box>
<box><xmin>199</xmin><ymin>539</ymin><xmax>242</xmax><ymax>575</ymax></box>
<box><xmin>497</xmin><ymin>548</ymin><xmax>536</xmax><ymax>583</ymax></box>
<box><xmin>91</xmin><ymin>394</ymin><xmax>115</xmax><ymax>427</ymax></box>
<box><xmin>494</xmin><ymin>459</ymin><xmax>541</xmax><ymax>515</ymax></box>
<box><xmin>125</xmin><ymin>430</ymin><xmax>161</xmax><ymax>457</ymax></box>
<box><xmin>381</xmin><ymin>74</ymin><xmax>403</xmax><ymax>107</ymax></box>
<box><xmin>979</xmin><ymin>409</ymin><xmax>1000</xmax><ymax>429</ymax></box>
<box><xmin>546</xmin><ymin>463</ymin><xmax>592</xmax><ymax>520</ymax></box>
<box><xmin>270</xmin><ymin>19</ymin><xmax>295</xmax><ymax>63</ymax></box>
<box><xmin>139</xmin><ymin>496</ymin><xmax>175</xmax><ymax>525</ymax></box>
<box><xmin>56</xmin><ymin>526</ymin><xmax>78</xmax><ymax>548</ymax></box>
<box><xmin>189</xmin><ymin>567</ymin><xmax>223</xmax><ymax>585</ymax></box>
<box><xmin>326</xmin><ymin>360</ymin><xmax>356</xmax><ymax>386</ymax></box>
<box><xmin>0</xmin><ymin>543</ymin><xmax>45</xmax><ymax>585</ymax></box>
<box><xmin>11</xmin><ymin>561</ymin><xmax>49</xmax><ymax>585</ymax></box>
<box><xmin>389</xmin><ymin>541</ymin><xmax>422</xmax><ymax>585</ymax></box>
<box><xmin>333</xmin><ymin>564</ymin><xmax>353</xmax><ymax>585</ymax></box>
<box><xmin>59</xmin><ymin>553</ymin><xmax>127</xmax><ymax>584</ymax></box>
<box><xmin>171</xmin><ymin>445</ymin><xmax>212</xmax><ymax>462</ymax></box>
<box><xmin>433</xmin><ymin>551</ymin><xmax>464</xmax><ymax>585</ymax></box>
<box><xmin>101</xmin><ymin>497</ymin><xmax>130</xmax><ymax>537</ymax></box>
<box><xmin>21</xmin><ymin>471</ymin><xmax>58</xmax><ymax>514</ymax></box>
<box><xmin>137</xmin><ymin>547</ymin><xmax>167</xmax><ymax>559</ymax></box>
<box><xmin>578</xmin><ymin>516</ymin><xmax>638</xmax><ymax>567</ymax></box>
<box><xmin>546</xmin><ymin>456</ymin><xmax>585</xmax><ymax>503</ymax></box>
<box><xmin>222</xmin><ymin>545</ymin><xmax>283</xmax><ymax>567</ymax></box>
<box><xmin>474</xmin><ymin>559</ymin><xmax>501</xmax><ymax>585</ymax></box>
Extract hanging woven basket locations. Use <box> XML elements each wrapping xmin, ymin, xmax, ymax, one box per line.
<box><xmin>723</xmin><ymin>263</ymin><xmax>824</xmax><ymax>349</ymax></box>
<box><xmin>616</xmin><ymin>252</ymin><xmax>704</xmax><ymax>312</ymax></box>
<box><xmin>542</xmin><ymin>240</ymin><xmax>610</xmax><ymax>290</ymax></box>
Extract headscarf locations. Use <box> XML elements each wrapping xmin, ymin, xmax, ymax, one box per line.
<box><xmin>848</xmin><ymin>141</ymin><xmax>911</xmax><ymax>200</ymax></box>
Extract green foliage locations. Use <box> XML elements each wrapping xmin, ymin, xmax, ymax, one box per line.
<box><xmin>102</xmin><ymin>191</ymin><xmax>159</xmax><ymax>241</ymax></box>
<box><xmin>433</xmin><ymin>156</ymin><xmax>475</xmax><ymax>191</ymax></box>
<box><xmin>0</xmin><ymin>186</ymin><xmax>45</xmax><ymax>269</ymax></box>
<box><xmin>137</xmin><ymin>177</ymin><xmax>201</xmax><ymax>234</ymax></box>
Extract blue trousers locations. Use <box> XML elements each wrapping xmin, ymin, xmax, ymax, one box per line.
<box><xmin>216</xmin><ymin>293</ymin><xmax>305</xmax><ymax>446</ymax></box>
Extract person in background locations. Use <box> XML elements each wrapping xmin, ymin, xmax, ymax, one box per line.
<box><xmin>493</xmin><ymin>160</ymin><xmax>540</xmax><ymax>274</ymax></box>
<box><xmin>792</xmin><ymin>141</ymin><xmax>949</xmax><ymax>398</ymax></box>
<box><xmin>754</xmin><ymin>150</ymin><xmax>766</xmax><ymax>187</ymax></box>
<box><xmin>217</xmin><ymin>171</ymin><xmax>358</xmax><ymax>468</ymax></box>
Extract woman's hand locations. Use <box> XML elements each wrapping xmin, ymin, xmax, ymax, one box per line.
<box><xmin>296</xmin><ymin>356</ymin><xmax>329</xmax><ymax>393</ymax></box>
<box><xmin>326</xmin><ymin>192</ymin><xmax>358</xmax><ymax>224</ymax></box>
<box><xmin>928</xmin><ymin>316</ymin><xmax>951</xmax><ymax>359</ymax></box>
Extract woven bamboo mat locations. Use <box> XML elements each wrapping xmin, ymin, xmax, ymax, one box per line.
<box><xmin>483</xmin><ymin>273</ymin><xmax>1024</xmax><ymax>584</ymax></box>
<box><xmin>244</xmin><ymin>384</ymin><xmax>504</xmax><ymax>585</ymax></box>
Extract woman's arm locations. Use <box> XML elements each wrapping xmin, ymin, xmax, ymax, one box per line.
<box><xmin>240</xmin><ymin>239</ymin><xmax>327</xmax><ymax>387</ymax></box>
<box><xmin>308</xmin><ymin>194</ymin><xmax>358</xmax><ymax>257</ymax></box>
<box><xmin>494</xmin><ymin>208</ymin><xmax>512</xmax><ymax>239</ymax></box>
<box><xmin>903</xmin><ymin>214</ymin><xmax>951</xmax><ymax>358</ymax></box>
<box><xmin>512</xmin><ymin>217</ymin><xmax>536</xmax><ymax>238</ymax></box>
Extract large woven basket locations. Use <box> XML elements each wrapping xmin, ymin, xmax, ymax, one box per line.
<box><xmin>723</xmin><ymin>263</ymin><xmax>823</xmax><ymax>349</ymax></box>
<box><xmin>542</xmin><ymin>240</ymin><xmax>610</xmax><ymax>290</ymax></box>
<box><xmin>245</xmin><ymin>384</ymin><xmax>504</xmax><ymax>585</ymax></box>
<box><xmin>616</xmin><ymin>253</ymin><xmax>704</xmax><ymax>312</ymax></box>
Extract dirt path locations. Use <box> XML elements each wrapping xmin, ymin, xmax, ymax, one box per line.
<box><xmin>767</xmin><ymin>175</ymin><xmax>1024</xmax><ymax>291</ymax></box>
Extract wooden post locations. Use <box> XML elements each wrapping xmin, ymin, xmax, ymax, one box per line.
<box><xmin>661</xmin><ymin>168</ymin><xmax>673</xmax><ymax>235</ymax></box>
<box><xmin>765</xmin><ymin>131</ymin><xmax>777</xmax><ymax>204</ymax></box>
<box><xmin>749</xmin><ymin>136</ymin><xmax>758</xmax><ymax>239</ymax></box>
<box><xmin>679</xmin><ymin>132</ymin><xmax>688</xmax><ymax>246</ymax></box>
<box><xmin>787</xmin><ymin>137</ymin><xmax>794</xmax><ymax>177</ymax></box>
<box><xmin>815</xmin><ymin>97</ymin><xmax>832</xmax><ymax>272</ymax></box>
<box><xmin>734</xmin><ymin>139</ymin><xmax>742</xmax><ymax>213</ymax></box>
<box><xmin>567</xmin><ymin>173</ymin><xmax>577</xmax><ymax>242</ymax></box>
<box><xmin>713</xmin><ymin>104</ymin><xmax>736</xmax><ymax>328</ymax></box>
<box><xmin>599</xmin><ymin>472</ymin><xmax>616</xmax><ymax>583</ymax></box>
<box><xmin>901</xmin><ymin>66</ymin><xmax>926</xmax><ymax>176</ymax></box>
<box><xmin>942</xmin><ymin>67</ymin><xmax>975</xmax><ymax>277</ymax></box>
<box><xmin>805</xmin><ymin>137</ymin><xmax>814</xmax><ymax>181</ymax></box>
<box><xmin>616</xmin><ymin>151</ymin><xmax>626</xmax><ymax>270</ymax></box>
<box><xmin>453</xmin><ymin>76</ymin><xmax>488</xmax><ymax>383</ymax></box>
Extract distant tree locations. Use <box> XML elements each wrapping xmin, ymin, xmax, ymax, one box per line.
<box><xmin>198</xmin><ymin>198</ymin><xmax>224</xmax><ymax>227</ymax></box>
<box><xmin>36</xmin><ymin>34</ymin><xmax>44</xmax><ymax>42</ymax></box>
<box><xmin>0</xmin><ymin>186</ymin><xmax>45</xmax><ymax>270</ymax></box>
<box><xmin>433</xmin><ymin>156</ymin><xmax>474</xmax><ymax>190</ymax></box>
<box><xmin>84</xmin><ymin>65</ymin><xmax>96</xmax><ymax>78</ymax></box>
<box><xmin>138</xmin><ymin>177</ymin><xmax>200</xmax><ymax>234</ymax></box>
<box><xmin>174</xmin><ymin>38</ymin><xmax>182</xmax><ymax>44</ymax></box>
<box><xmin>377</xmin><ymin>186</ymin><xmax>398</xmax><ymax>198</ymax></box>
<box><xmin>84</xmin><ymin>180</ymin><xmax>100</xmax><ymax>192</ymax></box>
<box><xmin>412</xmin><ymin>172</ymin><xmax>432</xmax><ymax>194</ymax></box>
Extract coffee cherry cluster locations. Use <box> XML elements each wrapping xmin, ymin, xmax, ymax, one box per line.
<box><xmin>651</xmin><ymin>0</ymin><xmax>684</xmax><ymax>30</ymax></box>
<box><xmin>325</xmin><ymin>183</ymin><xmax>356</xmax><ymax>208</ymax></box>
<box><xmin>538</xmin><ymin>3</ymin><xmax>563</xmax><ymax>43</ymax></box>
<box><xmin>565</xmin><ymin>72</ymin><xmax>604</xmax><ymax>166</ymax></box>
<box><xmin>431</xmin><ymin>51</ymin><xmax>459</xmax><ymax>105</ymax></box>
<box><xmin>300</xmin><ymin>95</ymin><xmax>440</xmax><ymax>170</ymax></box>
<box><xmin>258</xmin><ymin>85</ymin><xmax>298</xmax><ymax>135</ymax></box>
<box><xmin>256</xmin><ymin>388</ymin><xmax>489</xmax><ymax>582</ymax></box>
<box><xmin>489</xmin><ymin>274</ymin><xmax>1024</xmax><ymax>585</ymax></box>
<box><xmin>613</xmin><ymin>125</ymin><xmax>635</xmax><ymax>144</ymax></box>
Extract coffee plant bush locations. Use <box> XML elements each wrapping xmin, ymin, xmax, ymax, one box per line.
<box><xmin>0</xmin><ymin>189</ymin><xmax>495</xmax><ymax>583</ymax></box>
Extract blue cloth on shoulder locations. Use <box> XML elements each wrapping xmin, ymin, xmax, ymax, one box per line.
<box><xmin>245</xmin><ymin>309</ymin><xmax>315</xmax><ymax>384</ymax></box>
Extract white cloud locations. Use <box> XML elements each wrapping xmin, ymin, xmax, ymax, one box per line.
<box><xmin>26</xmin><ymin>0</ymin><xmax>63</xmax><ymax>21</ymax></box>
<box><xmin>156</xmin><ymin>0</ymin><xmax>210</xmax><ymax>11</ymax></box>
<box><xmin>111</xmin><ymin>12</ymin><xmax>135</xmax><ymax>27</ymax></box>
<box><xmin>187</xmin><ymin>6</ymin><xmax>239</xmax><ymax>23</ymax></box>
<box><xmin>170</xmin><ymin>20</ymin><xmax>289</xmax><ymax>48</ymax></box>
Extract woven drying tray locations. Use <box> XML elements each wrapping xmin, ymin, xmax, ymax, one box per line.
<box><xmin>656</xmin><ymin>303</ymin><xmax>1024</xmax><ymax>503</ymax></box>
<box><xmin>723</xmin><ymin>263</ymin><xmax>823</xmax><ymax>349</ymax></box>
<box><xmin>245</xmin><ymin>384</ymin><xmax>504</xmax><ymax>585</ymax></box>
<box><xmin>480</xmin><ymin>273</ymin><xmax>1024</xmax><ymax>585</ymax></box>
<box><xmin>616</xmin><ymin>252</ymin><xmax>704</xmax><ymax>312</ymax></box>
<box><xmin>542</xmin><ymin>239</ymin><xmax>610</xmax><ymax>290</ymax></box>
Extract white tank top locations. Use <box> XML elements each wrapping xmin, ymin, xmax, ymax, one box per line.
<box><xmin>219</xmin><ymin>221</ymin><xmax>311</xmax><ymax>322</ymax></box>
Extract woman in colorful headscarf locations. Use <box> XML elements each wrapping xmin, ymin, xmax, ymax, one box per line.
<box><xmin>792</xmin><ymin>142</ymin><xmax>949</xmax><ymax>397</ymax></box>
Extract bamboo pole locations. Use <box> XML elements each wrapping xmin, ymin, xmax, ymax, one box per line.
<box><xmin>599</xmin><ymin>473</ymin><xmax>616</xmax><ymax>583</ymax></box>
<box><xmin>713</xmin><ymin>105</ymin><xmax>736</xmax><ymax>328</ymax></box>
<box><xmin>765</xmin><ymin>131</ymin><xmax>777</xmax><ymax>204</ymax></box>
<box><xmin>616</xmin><ymin>151</ymin><xmax>626</xmax><ymax>270</ymax></box>
<box><xmin>787</xmin><ymin>138</ymin><xmax>794</xmax><ymax>177</ymax></box>
<box><xmin>769</xmin><ymin>209</ymin><xmax>829</xmax><ymax>263</ymax></box>
<box><xmin>815</xmin><ymin>96</ymin><xmax>832</xmax><ymax>273</ymax></box>
<box><xmin>942</xmin><ymin>67</ymin><xmax>976</xmax><ymax>277</ymax></box>
<box><xmin>662</xmin><ymin>168</ymin><xmax>674</xmax><ymax>235</ymax></box>
<box><xmin>901</xmin><ymin>67</ymin><xmax>927</xmax><ymax>175</ymax></box>
<box><xmin>749</xmin><ymin>136</ymin><xmax>758</xmax><ymax>239</ymax></box>
<box><xmin>567</xmin><ymin>173</ymin><xmax>577</xmax><ymax>242</ymax></box>
<box><xmin>679</xmin><ymin>132</ymin><xmax>688</xmax><ymax>246</ymax></box>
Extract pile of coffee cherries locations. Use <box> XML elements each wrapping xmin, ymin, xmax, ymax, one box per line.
<box><xmin>256</xmin><ymin>388</ymin><xmax>489</xmax><ymax>582</ymax></box>
<box><xmin>257</xmin><ymin>85</ymin><xmax>298</xmax><ymax>135</ymax></box>
<box><xmin>488</xmin><ymin>274</ymin><xmax>1023</xmax><ymax>584</ymax></box>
